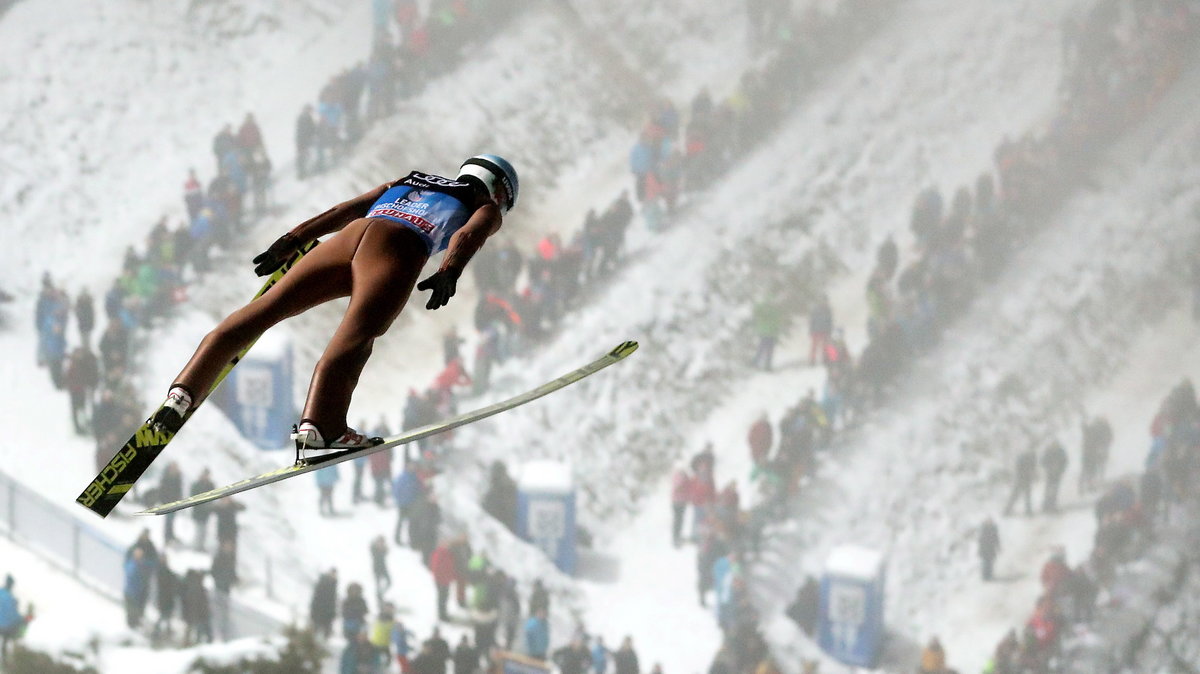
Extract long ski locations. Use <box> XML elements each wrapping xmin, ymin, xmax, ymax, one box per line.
<box><xmin>76</xmin><ymin>240</ymin><xmax>320</xmax><ymax>518</ymax></box>
<box><xmin>136</xmin><ymin>340</ymin><xmax>639</xmax><ymax>516</ymax></box>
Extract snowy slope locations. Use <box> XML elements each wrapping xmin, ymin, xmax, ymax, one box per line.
<box><xmin>0</xmin><ymin>0</ymin><xmax>370</xmax><ymax>292</ymax></box>
<box><xmin>2</xmin><ymin>0</ymin><xmax>1198</xmax><ymax>672</ymax></box>
<box><xmin>0</xmin><ymin>0</ymin><xmax>790</xmax><ymax>668</ymax></box>
<box><xmin>0</xmin><ymin>533</ymin><xmax>294</xmax><ymax>674</ymax></box>
<box><xmin>413</xmin><ymin>0</ymin><xmax>1082</xmax><ymax>528</ymax></box>
<box><xmin>755</xmin><ymin>55</ymin><xmax>1200</xmax><ymax>674</ymax></box>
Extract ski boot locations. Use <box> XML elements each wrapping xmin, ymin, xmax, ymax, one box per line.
<box><xmin>150</xmin><ymin>386</ymin><xmax>193</xmax><ymax>434</ymax></box>
<box><xmin>291</xmin><ymin>421</ymin><xmax>383</xmax><ymax>463</ymax></box>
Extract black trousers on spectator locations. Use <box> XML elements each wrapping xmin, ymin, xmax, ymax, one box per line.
<box><xmin>353</xmin><ymin>461</ymin><xmax>366</xmax><ymax>503</ymax></box>
<box><xmin>394</xmin><ymin>505</ymin><xmax>410</xmax><ymax>545</ymax></box>
<box><xmin>186</xmin><ymin>617</ymin><xmax>213</xmax><ymax>645</ymax></box>
<box><xmin>1073</xmin><ymin>596</ymin><xmax>1095</xmax><ymax>623</ymax></box>
<box><xmin>1043</xmin><ymin>477</ymin><xmax>1063</xmax><ymax>513</ymax></box>
<box><xmin>0</xmin><ymin>625</ymin><xmax>18</xmax><ymax>660</ymax></box>
<box><xmin>981</xmin><ymin>555</ymin><xmax>995</xmax><ymax>581</ymax></box>
<box><xmin>1004</xmin><ymin>481</ymin><xmax>1032</xmax><ymax>516</ymax></box>
<box><xmin>752</xmin><ymin>337</ymin><xmax>776</xmax><ymax>370</ymax></box>
<box><xmin>671</xmin><ymin>503</ymin><xmax>686</xmax><ymax>545</ymax></box>
<box><xmin>164</xmin><ymin>511</ymin><xmax>177</xmax><ymax>544</ymax></box>
<box><xmin>125</xmin><ymin>593</ymin><xmax>146</xmax><ymax>628</ymax></box>
<box><xmin>374</xmin><ymin>476</ymin><xmax>389</xmax><ymax>505</ymax></box>
<box><xmin>69</xmin><ymin>388</ymin><xmax>89</xmax><ymax>433</ymax></box>
<box><xmin>436</xmin><ymin>583</ymin><xmax>450</xmax><ymax>620</ymax></box>
<box><xmin>475</xmin><ymin>620</ymin><xmax>497</xmax><ymax>656</ymax></box>
<box><xmin>374</xmin><ymin>565</ymin><xmax>391</xmax><ymax>597</ymax></box>
<box><xmin>504</xmin><ymin>621</ymin><xmax>518</xmax><ymax>650</ymax></box>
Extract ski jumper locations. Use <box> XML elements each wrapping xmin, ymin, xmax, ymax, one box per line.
<box><xmin>169</xmin><ymin>170</ymin><xmax>488</xmax><ymax>439</ymax></box>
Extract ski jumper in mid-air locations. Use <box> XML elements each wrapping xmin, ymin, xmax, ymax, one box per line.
<box><xmin>152</xmin><ymin>154</ymin><xmax>519</xmax><ymax>450</ymax></box>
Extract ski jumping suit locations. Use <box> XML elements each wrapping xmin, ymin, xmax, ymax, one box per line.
<box><xmin>171</xmin><ymin>171</ymin><xmax>487</xmax><ymax>438</ymax></box>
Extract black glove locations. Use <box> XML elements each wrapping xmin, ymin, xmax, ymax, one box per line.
<box><xmin>417</xmin><ymin>269</ymin><xmax>459</xmax><ymax>310</ymax></box>
<box><xmin>252</xmin><ymin>233</ymin><xmax>301</xmax><ymax>277</ymax></box>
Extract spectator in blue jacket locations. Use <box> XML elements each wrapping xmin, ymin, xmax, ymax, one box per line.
<box><xmin>0</xmin><ymin>574</ymin><xmax>24</xmax><ymax>660</ymax></box>
<box><xmin>44</xmin><ymin>320</ymin><xmax>68</xmax><ymax>389</ymax></box>
<box><xmin>124</xmin><ymin>547</ymin><xmax>152</xmax><ymax>628</ymax></box>
<box><xmin>393</xmin><ymin>463</ymin><xmax>421</xmax><ymax>544</ymax></box>
<box><xmin>34</xmin><ymin>275</ymin><xmax>62</xmax><ymax>366</ymax></box>
<box><xmin>524</xmin><ymin>607</ymin><xmax>550</xmax><ymax>660</ymax></box>
<box><xmin>591</xmin><ymin>635</ymin><xmax>610</xmax><ymax>674</ymax></box>
<box><xmin>629</xmin><ymin>135</ymin><xmax>653</xmax><ymax>202</ymax></box>
<box><xmin>392</xmin><ymin>617</ymin><xmax>416</xmax><ymax>673</ymax></box>
<box><xmin>317</xmin><ymin>464</ymin><xmax>339</xmax><ymax>517</ymax></box>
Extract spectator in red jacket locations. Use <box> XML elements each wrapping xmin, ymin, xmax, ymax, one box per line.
<box><xmin>1026</xmin><ymin>594</ymin><xmax>1061</xmax><ymax>659</ymax></box>
<box><xmin>690</xmin><ymin>463</ymin><xmax>716</xmax><ymax>510</ymax></box>
<box><xmin>689</xmin><ymin>463</ymin><xmax>717</xmax><ymax>542</ymax></box>
<box><xmin>369</xmin><ymin>447</ymin><xmax>393</xmax><ymax>506</ymax></box>
<box><xmin>537</xmin><ymin>234</ymin><xmax>560</xmax><ymax>261</ymax></box>
<box><xmin>430</xmin><ymin>540</ymin><xmax>458</xmax><ymax>621</ymax></box>
<box><xmin>432</xmin><ymin>357</ymin><xmax>472</xmax><ymax>401</ymax></box>
<box><xmin>1039</xmin><ymin>549</ymin><xmax>1070</xmax><ymax>598</ymax></box>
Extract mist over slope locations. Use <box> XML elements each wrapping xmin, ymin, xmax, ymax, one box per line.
<box><xmin>1</xmin><ymin>0</ymin><xmax>1198</xmax><ymax>673</ymax></box>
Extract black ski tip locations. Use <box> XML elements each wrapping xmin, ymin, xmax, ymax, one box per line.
<box><xmin>609</xmin><ymin>341</ymin><xmax>639</xmax><ymax>358</ymax></box>
<box><xmin>76</xmin><ymin>496</ymin><xmax>117</xmax><ymax>519</ymax></box>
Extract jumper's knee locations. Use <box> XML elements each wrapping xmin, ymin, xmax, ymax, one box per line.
<box><xmin>203</xmin><ymin>320</ymin><xmax>257</xmax><ymax>355</ymax></box>
<box><xmin>314</xmin><ymin>338</ymin><xmax>375</xmax><ymax>378</ymax></box>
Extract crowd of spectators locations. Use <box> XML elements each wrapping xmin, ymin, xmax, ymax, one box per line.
<box><xmin>625</xmin><ymin>0</ymin><xmax>895</xmax><ymax>233</ymax></box>
<box><xmin>295</xmin><ymin>0</ymin><xmax>514</xmax><ymax>180</ymax></box>
<box><xmin>659</xmin><ymin>4</ymin><xmax>1200</xmax><ymax>674</ymax></box>
<box><xmin>15</xmin><ymin>0</ymin><xmax>538</xmax><ymax>668</ymax></box>
<box><xmin>33</xmin><ymin>0</ymin><xmax>525</xmax><ymax>476</ymax></box>
<box><xmin>845</xmin><ymin>0</ymin><xmax>1198</xmax><ymax>415</ymax></box>
<box><xmin>973</xmin><ymin>378</ymin><xmax>1200</xmax><ymax>674</ymax></box>
<box><xmin>16</xmin><ymin>0</ymin><xmax>1200</xmax><ymax>672</ymax></box>
<box><xmin>672</xmin><ymin>444</ymin><xmax>777</xmax><ymax>674</ymax></box>
<box><xmin>308</xmin><ymin>1</ymin><xmax>1200</xmax><ymax>673</ymax></box>
<box><xmin>296</xmin><ymin>396</ymin><xmax>672</xmax><ymax>674</ymax></box>
<box><xmin>120</xmin><ymin>488</ymin><xmax>246</xmax><ymax>646</ymax></box>
<box><xmin>292</xmin><ymin>0</ymin><xmax>902</xmax><ymax>388</ymax></box>
<box><xmin>299</xmin><ymin>437</ymin><xmax>626</xmax><ymax>674</ymax></box>
<box><xmin>31</xmin><ymin>103</ymin><xmax>274</xmax><ymax>476</ymax></box>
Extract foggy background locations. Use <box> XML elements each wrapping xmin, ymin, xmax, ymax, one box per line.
<box><xmin>0</xmin><ymin>0</ymin><xmax>1199</xmax><ymax>672</ymax></box>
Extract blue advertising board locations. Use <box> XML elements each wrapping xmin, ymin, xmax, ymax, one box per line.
<box><xmin>212</xmin><ymin>332</ymin><xmax>294</xmax><ymax>449</ymax></box>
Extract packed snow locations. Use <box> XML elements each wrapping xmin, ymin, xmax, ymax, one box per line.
<box><xmin>0</xmin><ymin>0</ymin><xmax>1198</xmax><ymax>673</ymax></box>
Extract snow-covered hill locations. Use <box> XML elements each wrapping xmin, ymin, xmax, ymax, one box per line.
<box><xmin>0</xmin><ymin>0</ymin><xmax>369</xmax><ymax>293</ymax></box>
<box><xmin>756</xmin><ymin>58</ymin><xmax>1200</xmax><ymax>673</ymax></box>
<box><xmin>1</xmin><ymin>0</ymin><xmax>1198</xmax><ymax>673</ymax></box>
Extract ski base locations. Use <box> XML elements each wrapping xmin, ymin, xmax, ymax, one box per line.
<box><xmin>136</xmin><ymin>341</ymin><xmax>639</xmax><ymax>516</ymax></box>
<box><xmin>77</xmin><ymin>420</ymin><xmax>176</xmax><ymax>517</ymax></box>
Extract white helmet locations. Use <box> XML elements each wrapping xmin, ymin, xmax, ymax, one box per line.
<box><xmin>457</xmin><ymin>154</ymin><xmax>519</xmax><ymax>213</ymax></box>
